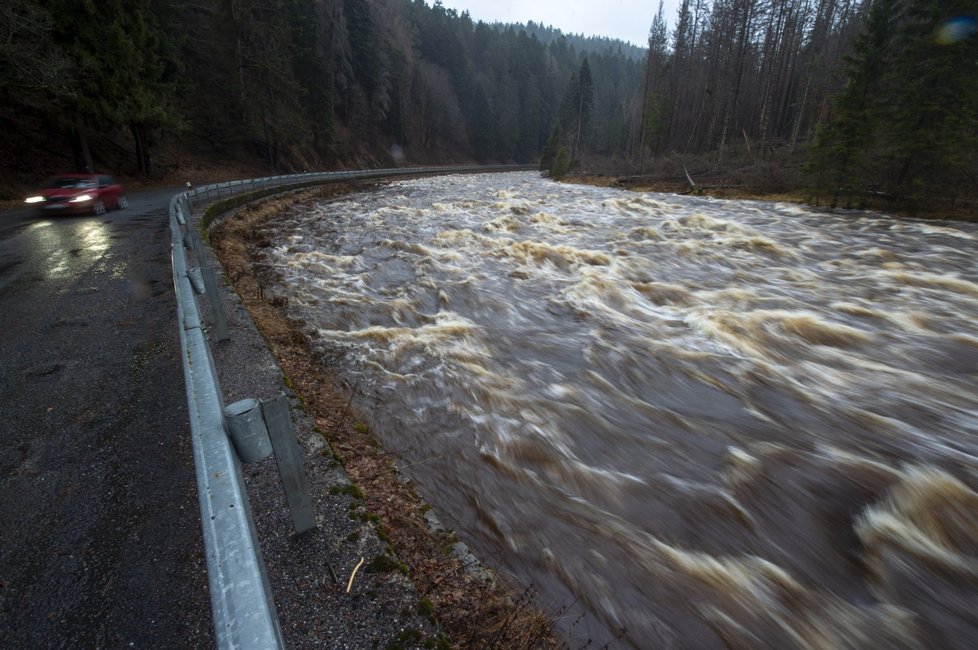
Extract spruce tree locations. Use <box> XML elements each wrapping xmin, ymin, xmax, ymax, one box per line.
<box><xmin>884</xmin><ymin>0</ymin><xmax>978</xmax><ymax>208</ymax></box>
<box><xmin>807</xmin><ymin>0</ymin><xmax>898</xmax><ymax>208</ymax></box>
<box><xmin>551</xmin><ymin>146</ymin><xmax>570</xmax><ymax>179</ymax></box>
<box><xmin>574</xmin><ymin>57</ymin><xmax>594</xmax><ymax>163</ymax></box>
<box><xmin>539</xmin><ymin>124</ymin><xmax>562</xmax><ymax>171</ymax></box>
<box><xmin>808</xmin><ymin>0</ymin><xmax>978</xmax><ymax>210</ymax></box>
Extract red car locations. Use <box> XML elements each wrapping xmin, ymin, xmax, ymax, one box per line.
<box><xmin>25</xmin><ymin>174</ymin><xmax>128</xmax><ymax>215</ymax></box>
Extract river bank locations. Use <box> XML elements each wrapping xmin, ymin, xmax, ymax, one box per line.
<box><xmin>566</xmin><ymin>173</ymin><xmax>977</xmax><ymax>222</ymax></box>
<box><xmin>208</xmin><ymin>183</ymin><xmax>568</xmax><ymax>649</ymax></box>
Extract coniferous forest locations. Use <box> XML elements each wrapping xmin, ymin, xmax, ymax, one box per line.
<box><xmin>1</xmin><ymin>0</ymin><xmax>975</xmax><ymax>212</ymax></box>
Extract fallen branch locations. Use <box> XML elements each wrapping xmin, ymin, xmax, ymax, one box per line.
<box><xmin>742</xmin><ymin>129</ymin><xmax>754</xmax><ymax>164</ymax></box>
<box><xmin>683</xmin><ymin>165</ymin><xmax>701</xmax><ymax>195</ymax></box>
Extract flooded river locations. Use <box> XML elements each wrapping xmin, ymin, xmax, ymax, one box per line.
<box><xmin>258</xmin><ymin>172</ymin><xmax>978</xmax><ymax>648</ymax></box>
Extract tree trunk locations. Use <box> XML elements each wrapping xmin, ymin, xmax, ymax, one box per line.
<box><xmin>638</xmin><ymin>51</ymin><xmax>653</xmax><ymax>174</ymax></box>
<box><xmin>71</xmin><ymin>115</ymin><xmax>94</xmax><ymax>173</ymax></box>
<box><xmin>131</xmin><ymin>124</ymin><xmax>152</xmax><ymax>176</ymax></box>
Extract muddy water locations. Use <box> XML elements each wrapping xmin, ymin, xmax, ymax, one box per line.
<box><xmin>258</xmin><ymin>172</ymin><xmax>978</xmax><ymax>648</ymax></box>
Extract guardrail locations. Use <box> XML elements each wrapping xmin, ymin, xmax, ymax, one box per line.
<box><xmin>169</xmin><ymin>165</ymin><xmax>532</xmax><ymax>648</ymax></box>
<box><xmin>170</xmin><ymin>196</ymin><xmax>284</xmax><ymax>649</ymax></box>
<box><xmin>184</xmin><ymin>164</ymin><xmax>532</xmax><ymax>210</ymax></box>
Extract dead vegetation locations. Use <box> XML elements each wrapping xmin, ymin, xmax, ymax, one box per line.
<box><xmin>209</xmin><ymin>184</ymin><xmax>567</xmax><ymax>649</ymax></box>
<box><xmin>569</xmin><ymin>145</ymin><xmax>810</xmax><ymax>203</ymax></box>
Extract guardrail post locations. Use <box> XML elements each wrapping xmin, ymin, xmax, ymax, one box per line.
<box><xmin>261</xmin><ymin>394</ymin><xmax>317</xmax><ymax>535</ymax></box>
<box><xmin>200</xmin><ymin>265</ymin><xmax>231</xmax><ymax>342</ymax></box>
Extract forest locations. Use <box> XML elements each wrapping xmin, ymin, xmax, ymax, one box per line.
<box><xmin>1</xmin><ymin>0</ymin><xmax>975</xmax><ymax>211</ymax></box>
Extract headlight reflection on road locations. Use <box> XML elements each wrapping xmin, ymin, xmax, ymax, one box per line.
<box><xmin>79</xmin><ymin>221</ymin><xmax>111</xmax><ymax>255</ymax></box>
<box><xmin>40</xmin><ymin>220</ymin><xmax>112</xmax><ymax>280</ymax></box>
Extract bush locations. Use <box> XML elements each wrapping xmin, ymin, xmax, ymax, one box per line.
<box><xmin>550</xmin><ymin>147</ymin><xmax>570</xmax><ymax>180</ymax></box>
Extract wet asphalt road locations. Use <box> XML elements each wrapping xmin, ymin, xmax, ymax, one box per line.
<box><xmin>0</xmin><ymin>190</ymin><xmax>212</xmax><ymax>647</ymax></box>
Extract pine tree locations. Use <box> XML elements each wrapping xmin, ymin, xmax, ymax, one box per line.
<box><xmin>573</xmin><ymin>56</ymin><xmax>594</xmax><ymax>163</ymax></box>
<box><xmin>807</xmin><ymin>0</ymin><xmax>898</xmax><ymax>208</ymax></box>
<box><xmin>41</xmin><ymin>0</ymin><xmax>183</xmax><ymax>174</ymax></box>
<box><xmin>289</xmin><ymin>0</ymin><xmax>335</xmax><ymax>157</ymax></box>
<box><xmin>808</xmin><ymin>0</ymin><xmax>978</xmax><ymax>210</ymax></box>
<box><xmin>539</xmin><ymin>123</ymin><xmax>562</xmax><ymax>171</ymax></box>
<box><xmin>554</xmin><ymin>56</ymin><xmax>595</xmax><ymax>167</ymax></box>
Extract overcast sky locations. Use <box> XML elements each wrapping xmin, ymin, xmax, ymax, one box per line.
<box><xmin>439</xmin><ymin>0</ymin><xmax>683</xmax><ymax>48</ymax></box>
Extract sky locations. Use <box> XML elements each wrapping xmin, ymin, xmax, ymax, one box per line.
<box><xmin>439</xmin><ymin>0</ymin><xmax>684</xmax><ymax>48</ymax></box>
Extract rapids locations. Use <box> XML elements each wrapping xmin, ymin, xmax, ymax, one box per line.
<box><xmin>258</xmin><ymin>172</ymin><xmax>978</xmax><ymax>648</ymax></box>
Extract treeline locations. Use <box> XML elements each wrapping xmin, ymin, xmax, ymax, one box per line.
<box><xmin>634</xmin><ymin>0</ymin><xmax>977</xmax><ymax>209</ymax></box>
<box><xmin>0</xmin><ymin>0</ymin><xmax>644</xmax><ymax>182</ymax></box>
<box><xmin>638</xmin><ymin>0</ymin><xmax>865</xmax><ymax>157</ymax></box>
<box><xmin>2</xmin><ymin>0</ymin><xmax>974</xmax><ymax>210</ymax></box>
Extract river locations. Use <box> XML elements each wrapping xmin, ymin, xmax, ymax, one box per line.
<box><xmin>257</xmin><ymin>171</ymin><xmax>978</xmax><ymax>648</ymax></box>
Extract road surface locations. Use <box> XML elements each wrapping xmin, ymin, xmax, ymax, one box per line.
<box><xmin>0</xmin><ymin>189</ymin><xmax>212</xmax><ymax>647</ymax></box>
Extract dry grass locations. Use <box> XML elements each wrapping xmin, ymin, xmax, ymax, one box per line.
<box><xmin>210</xmin><ymin>184</ymin><xmax>566</xmax><ymax>649</ymax></box>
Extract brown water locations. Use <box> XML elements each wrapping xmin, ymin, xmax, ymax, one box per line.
<box><xmin>258</xmin><ymin>172</ymin><xmax>978</xmax><ymax>648</ymax></box>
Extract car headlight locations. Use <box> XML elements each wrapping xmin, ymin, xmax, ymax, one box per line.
<box><xmin>69</xmin><ymin>194</ymin><xmax>93</xmax><ymax>203</ymax></box>
<box><xmin>25</xmin><ymin>195</ymin><xmax>45</xmax><ymax>204</ymax></box>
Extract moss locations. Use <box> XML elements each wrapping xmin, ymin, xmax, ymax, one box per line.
<box><xmin>330</xmin><ymin>483</ymin><xmax>364</xmax><ymax>500</ymax></box>
<box><xmin>386</xmin><ymin>628</ymin><xmax>423</xmax><ymax>649</ymax></box>
<box><xmin>366</xmin><ymin>554</ymin><xmax>408</xmax><ymax>575</ymax></box>
<box><xmin>438</xmin><ymin>531</ymin><xmax>459</xmax><ymax>555</ymax></box>
<box><xmin>425</xmin><ymin>636</ymin><xmax>451</xmax><ymax>650</ymax></box>
<box><xmin>417</xmin><ymin>597</ymin><xmax>435</xmax><ymax>621</ymax></box>
<box><xmin>354</xmin><ymin>421</ymin><xmax>369</xmax><ymax>434</ymax></box>
<box><xmin>352</xmin><ymin>509</ymin><xmax>381</xmax><ymax>525</ymax></box>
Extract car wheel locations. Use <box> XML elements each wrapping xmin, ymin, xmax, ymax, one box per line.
<box><xmin>117</xmin><ymin>195</ymin><xmax>129</xmax><ymax>209</ymax></box>
<box><xmin>93</xmin><ymin>199</ymin><xmax>106</xmax><ymax>216</ymax></box>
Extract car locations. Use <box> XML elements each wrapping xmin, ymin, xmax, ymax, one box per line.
<box><xmin>24</xmin><ymin>174</ymin><xmax>128</xmax><ymax>215</ymax></box>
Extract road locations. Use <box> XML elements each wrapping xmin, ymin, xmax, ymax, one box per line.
<box><xmin>0</xmin><ymin>188</ymin><xmax>212</xmax><ymax>647</ymax></box>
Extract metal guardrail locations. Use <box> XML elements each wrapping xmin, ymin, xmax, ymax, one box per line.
<box><xmin>170</xmin><ymin>165</ymin><xmax>531</xmax><ymax>648</ymax></box>
<box><xmin>170</xmin><ymin>197</ymin><xmax>284</xmax><ymax>649</ymax></box>
<box><xmin>182</xmin><ymin>165</ymin><xmax>531</xmax><ymax>211</ymax></box>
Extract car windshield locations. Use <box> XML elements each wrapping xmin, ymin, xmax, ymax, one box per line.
<box><xmin>44</xmin><ymin>177</ymin><xmax>95</xmax><ymax>189</ymax></box>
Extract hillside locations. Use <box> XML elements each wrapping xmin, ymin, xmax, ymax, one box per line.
<box><xmin>0</xmin><ymin>0</ymin><xmax>641</xmax><ymax>197</ymax></box>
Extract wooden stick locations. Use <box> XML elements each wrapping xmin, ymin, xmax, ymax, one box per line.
<box><xmin>346</xmin><ymin>557</ymin><xmax>365</xmax><ymax>593</ymax></box>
